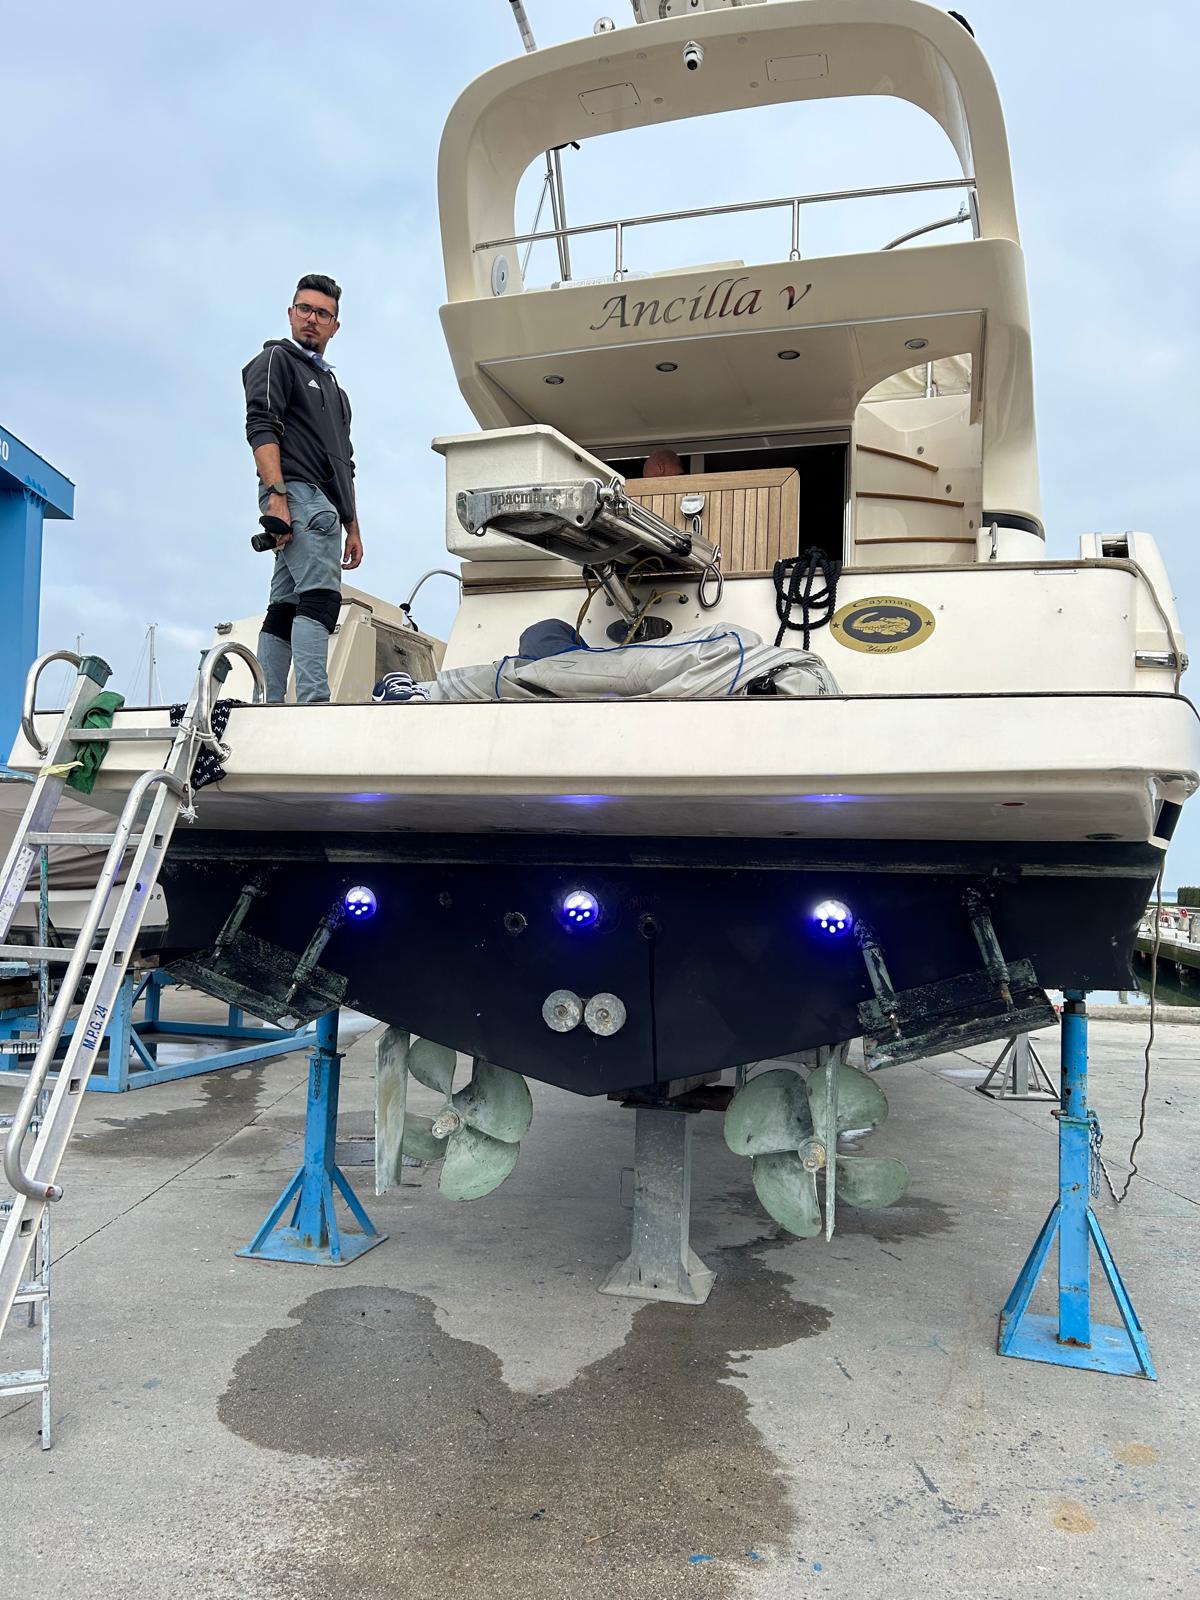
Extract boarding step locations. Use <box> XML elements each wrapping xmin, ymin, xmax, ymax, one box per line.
<box><xmin>0</xmin><ymin>1368</ymin><xmax>47</xmax><ymax>1394</ymax></box>
<box><xmin>65</xmin><ymin>727</ymin><xmax>175</xmax><ymax>743</ymax></box>
<box><xmin>25</xmin><ymin>831</ymin><xmax>141</xmax><ymax>848</ymax></box>
<box><xmin>0</xmin><ymin>945</ymin><xmax>104</xmax><ymax>964</ymax></box>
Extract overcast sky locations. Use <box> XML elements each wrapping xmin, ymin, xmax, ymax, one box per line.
<box><xmin>3</xmin><ymin>0</ymin><xmax>1199</xmax><ymax>877</ymax></box>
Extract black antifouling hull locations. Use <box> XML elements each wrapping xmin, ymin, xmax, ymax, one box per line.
<box><xmin>158</xmin><ymin>832</ymin><xmax>1156</xmax><ymax>1095</ymax></box>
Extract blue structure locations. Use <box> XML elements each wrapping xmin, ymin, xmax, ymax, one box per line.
<box><xmin>999</xmin><ymin>992</ymin><xmax>1156</xmax><ymax>1378</ymax></box>
<box><xmin>0</xmin><ymin>424</ymin><xmax>74</xmax><ymax>753</ymax></box>
<box><xmin>0</xmin><ymin>970</ymin><xmax>319</xmax><ymax>1093</ymax></box>
<box><xmin>238</xmin><ymin>1011</ymin><xmax>386</xmax><ymax>1266</ymax></box>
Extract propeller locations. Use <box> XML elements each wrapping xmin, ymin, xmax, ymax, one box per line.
<box><xmin>375</xmin><ymin>1029</ymin><xmax>533</xmax><ymax>1201</ymax></box>
<box><xmin>724</xmin><ymin>1061</ymin><xmax>908</xmax><ymax>1239</ymax></box>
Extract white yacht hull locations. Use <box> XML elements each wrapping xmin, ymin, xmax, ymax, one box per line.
<box><xmin>13</xmin><ymin>688</ymin><xmax>1194</xmax><ymax>1094</ymax></box>
<box><xmin>25</xmin><ymin>690</ymin><xmax>1195</xmax><ymax>844</ymax></box>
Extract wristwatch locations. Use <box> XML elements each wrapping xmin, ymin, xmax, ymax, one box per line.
<box><xmin>264</xmin><ymin>480</ymin><xmax>287</xmax><ymax>496</ymax></box>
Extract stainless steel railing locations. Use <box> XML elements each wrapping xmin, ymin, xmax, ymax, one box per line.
<box><xmin>475</xmin><ymin>175</ymin><xmax>978</xmax><ymax>283</ymax></box>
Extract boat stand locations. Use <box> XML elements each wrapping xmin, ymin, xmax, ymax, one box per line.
<box><xmin>601</xmin><ymin>1103</ymin><xmax>715</xmax><ymax>1305</ymax></box>
<box><xmin>238</xmin><ymin>1011</ymin><xmax>386</xmax><ymax>1267</ymax></box>
<box><xmin>976</xmin><ymin>1032</ymin><xmax>1058</xmax><ymax>1101</ymax></box>
<box><xmin>0</xmin><ymin>970</ymin><xmax>317</xmax><ymax>1092</ymax></box>
<box><xmin>998</xmin><ymin>991</ymin><xmax>1155</xmax><ymax>1378</ymax></box>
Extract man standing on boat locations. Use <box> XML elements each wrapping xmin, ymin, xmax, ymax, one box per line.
<box><xmin>242</xmin><ymin>274</ymin><xmax>363</xmax><ymax>703</ymax></box>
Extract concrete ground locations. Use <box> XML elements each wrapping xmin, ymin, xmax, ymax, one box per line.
<box><xmin>0</xmin><ymin>999</ymin><xmax>1197</xmax><ymax>1600</ymax></box>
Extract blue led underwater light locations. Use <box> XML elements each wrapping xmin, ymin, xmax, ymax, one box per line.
<box><xmin>344</xmin><ymin>886</ymin><xmax>378</xmax><ymax>920</ymax></box>
<box><xmin>559</xmin><ymin>889</ymin><xmax>601</xmax><ymax>929</ymax></box>
<box><xmin>813</xmin><ymin>899</ymin><xmax>853</xmax><ymax>937</ymax></box>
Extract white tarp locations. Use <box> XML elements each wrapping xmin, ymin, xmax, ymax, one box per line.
<box><xmin>423</xmin><ymin>624</ymin><xmax>840</xmax><ymax>702</ymax></box>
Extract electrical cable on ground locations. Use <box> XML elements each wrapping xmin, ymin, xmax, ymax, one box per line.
<box><xmin>1094</xmin><ymin>858</ymin><xmax>1163</xmax><ymax>1205</ymax></box>
<box><xmin>1117</xmin><ymin>861</ymin><xmax>1163</xmax><ymax>1200</ymax></box>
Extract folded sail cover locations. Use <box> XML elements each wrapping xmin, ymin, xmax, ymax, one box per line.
<box><xmin>419</xmin><ymin>625</ymin><xmax>840</xmax><ymax>702</ymax></box>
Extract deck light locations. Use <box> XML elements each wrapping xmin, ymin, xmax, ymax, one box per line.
<box><xmin>813</xmin><ymin>899</ymin><xmax>853</xmax><ymax>937</ymax></box>
<box><xmin>904</xmin><ymin>337</ymin><xmax>929</xmax><ymax>350</ymax></box>
<box><xmin>344</xmin><ymin>886</ymin><xmax>378</xmax><ymax>921</ymax></box>
<box><xmin>656</xmin><ymin>361</ymin><xmax>678</xmax><ymax>372</ymax></box>
<box><xmin>544</xmin><ymin>374</ymin><xmax>565</xmax><ymax>385</ymax></box>
<box><xmin>559</xmin><ymin>889</ymin><xmax>601</xmax><ymax>929</ymax></box>
<box><xmin>777</xmin><ymin>349</ymin><xmax>800</xmax><ymax>361</ymax></box>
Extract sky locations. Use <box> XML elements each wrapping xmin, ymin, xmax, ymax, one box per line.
<box><xmin>2</xmin><ymin>0</ymin><xmax>1199</xmax><ymax>873</ymax></box>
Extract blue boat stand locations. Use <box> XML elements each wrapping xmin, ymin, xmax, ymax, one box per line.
<box><xmin>0</xmin><ymin>969</ymin><xmax>318</xmax><ymax>1091</ymax></box>
<box><xmin>998</xmin><ymin>990</ymin><xmax>1156</xmax><ymax>1379</ymax></box>
<box><xmin>237</xmin><ymin>1009</ymin><xmax>386</xmax><ymax>1267</ymax></box>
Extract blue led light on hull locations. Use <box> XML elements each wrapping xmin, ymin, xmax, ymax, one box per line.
<box><xmin>813</xmin><ymin>899</ymin><xmax>852</xmax><ymax>937</ymax></box>
<box><xmin>344</xmin><ymin>886</ymin><xmax>378</xmax><ymax>920</ymax></box>
<box><xmin>559</xmin><ymin>889</ymin><xmax>601</xmax><ymax>929</ymax></box>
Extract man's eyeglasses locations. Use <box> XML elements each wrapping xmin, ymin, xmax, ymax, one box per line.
<box><xmin>292</xmin><ymin>301</ymin><xmax>336</xmax><ymax>324</ymax></box>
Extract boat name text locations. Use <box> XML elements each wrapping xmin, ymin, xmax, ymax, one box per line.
<box><xmin>588</xmin><ymin>276</ymin><xmax>812</xmax><ymax>333</ymax></box>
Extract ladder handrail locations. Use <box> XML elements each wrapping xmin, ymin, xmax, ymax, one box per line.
<box><xmin>20</xmin><ymin>650</ymin><xmax>91</xmax><ymax>759</ymax></box>
<box><xmin>195</xmin><ymin>642</ymin><xmax>266</xmax><ymax>753</ymax></box>
<box><xmin>2</xmin><ymin>767</ymin><xmax>186</xmax><ymax>1200</ymax></box>
<box><xmin>21</xmin><ymin>641</ymin><xmax>267</xmax><ymax>764</ymax></box>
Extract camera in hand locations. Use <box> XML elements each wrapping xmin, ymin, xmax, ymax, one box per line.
<box><xmin>251</xmin><ymin>514</ymin><xmax>291</xmax><ymax>553</ymax></box>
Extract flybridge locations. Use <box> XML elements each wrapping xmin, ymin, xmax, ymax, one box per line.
<box><xmin>441</xmin><ymin>2</ymin><xmax>1020</xmax><ymax>305</ymax></box>
<box><xmin>477</xmin><ymin>177</ymin><xmax>979</xmax><ymax>296</ymax></box>
<box><xmin>440</xmin><ymin>2</ymin><xmax>1039</xmax><ymax>524</ymax></box>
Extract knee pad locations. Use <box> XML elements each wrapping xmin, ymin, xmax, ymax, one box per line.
<box><xmin>296</xmin><ymin>587</ymin><xmax>341</xmax><ymax>635</ymax></box>
<box><xmin>261</xmin><ymin>602</ymin><xmax>296</xmax><ymax>643</ymax></box>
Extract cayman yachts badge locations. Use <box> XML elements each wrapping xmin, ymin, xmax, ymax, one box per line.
<box><xmin>831</xmin><ymin>595</ymin><xmax>936</xmax><ymax>653</ymax></box>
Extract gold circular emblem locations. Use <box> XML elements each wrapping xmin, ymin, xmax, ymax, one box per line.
<box><xmin>830</xmin><ymin>595</ymin><xmax>936</xmax><ymax>654</ymax></box>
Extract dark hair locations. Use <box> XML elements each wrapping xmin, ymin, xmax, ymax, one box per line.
<box><xmin>294</xmin><ymin>273</ymin><xmax>341</xmax><ymax>307</ymax></box>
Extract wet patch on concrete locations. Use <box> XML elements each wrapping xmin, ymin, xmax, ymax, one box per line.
<box><xmin>707</xmin><ymin>1180</ymin><xmax>953</xmax><ymax>1249</ymax></box>
<box><xmin>1050</xmin><ymin>1496</ymin><xmax>1098</xmax><ymax>1534</ymax></box>
<box><xmin>219</xmin><ymin>1243</ymin><xmax>830</xmax><ymax>1600</ymax></box>
<box><xmin>824</xmin><ymin>1194</ymin><xmax>955</xmax><ymax>1245</ymax></box>
<box><xmin>1114</xmin><ymin>1442</ymin><xmax>1159</xmax><ymax>1467</ymax></box>
<box><xmin>82</xmin><ymin>1067</ymin><xmax>265</xmax><ymax>1160</ymax></box>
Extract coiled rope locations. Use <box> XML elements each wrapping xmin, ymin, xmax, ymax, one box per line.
<box><xmin>772</xmin><ymin>547</ymin><xmax>840</xmax><ymax>651</ymax></box>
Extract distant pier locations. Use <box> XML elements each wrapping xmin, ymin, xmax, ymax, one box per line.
<box><xmin>1134</xmin><ymin>909</ymin><xmax>1200</xmax><ymax>996</ymax></box>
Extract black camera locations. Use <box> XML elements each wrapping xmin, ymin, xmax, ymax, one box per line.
<box><xmin>251</xmin><ymin>513</ymin><xmax>291</xmax><ymax>553</ymax></box>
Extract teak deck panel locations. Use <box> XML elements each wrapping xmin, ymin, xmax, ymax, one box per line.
<box><xmin>624</xmin><ymin>469</ymin><xmax>801</xmax><ymax>575</ymax></box>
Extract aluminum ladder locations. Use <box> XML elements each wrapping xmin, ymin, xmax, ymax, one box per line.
<box><xmin>0</xmin><ymin>774</ymin><xmax>54</xmax><ymax>1445</ymax></box>
<box><xmin>0</xmin><ymin>1107</ymin><xmax>52</xmax><ymax>1447</ymax></box>
<box><xmin>0</xmin><ymin>642</ymin><xmax>265</xmax><ymax>1411</ymax></box>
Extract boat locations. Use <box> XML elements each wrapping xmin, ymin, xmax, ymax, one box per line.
<box><xmin>11</xmin><ymin>0</ymin><xmax>1199</xmax><ymax>1232</ymax></box>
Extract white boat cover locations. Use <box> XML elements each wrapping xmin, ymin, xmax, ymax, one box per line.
<box><xmin>423</xmin><ymin>624</ymin><xmax>840</xmax><ymax>702</ymax></box>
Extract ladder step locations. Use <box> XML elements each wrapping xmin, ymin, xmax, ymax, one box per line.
<box><xmin>0</xmin><ymin>1039</ymin><xmax>42</xmax><ymax>1056</ymax></box>
<box><xmin>0</xmin><ymin>1370</ymin><xmax>48</xmax><ymax>1393</ymax></box>
<box><xmin>0</xmin><ymin>945</ymin><xmax>103</xmax><ymax>964</ymax></box>
<box><xmin>65</xmin><ymin>728</ymin><xmax>174</xmax><ymax>743</ymax></box>
<box><xmin>14</xmin><ymin>1286</ymin><xmax>49</xmax><ymax>1306</ymax></box>
<box><xmin>25</xmin><ymin>831</ymin><xmax>140</xmax><ymax>848</ymax></box>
